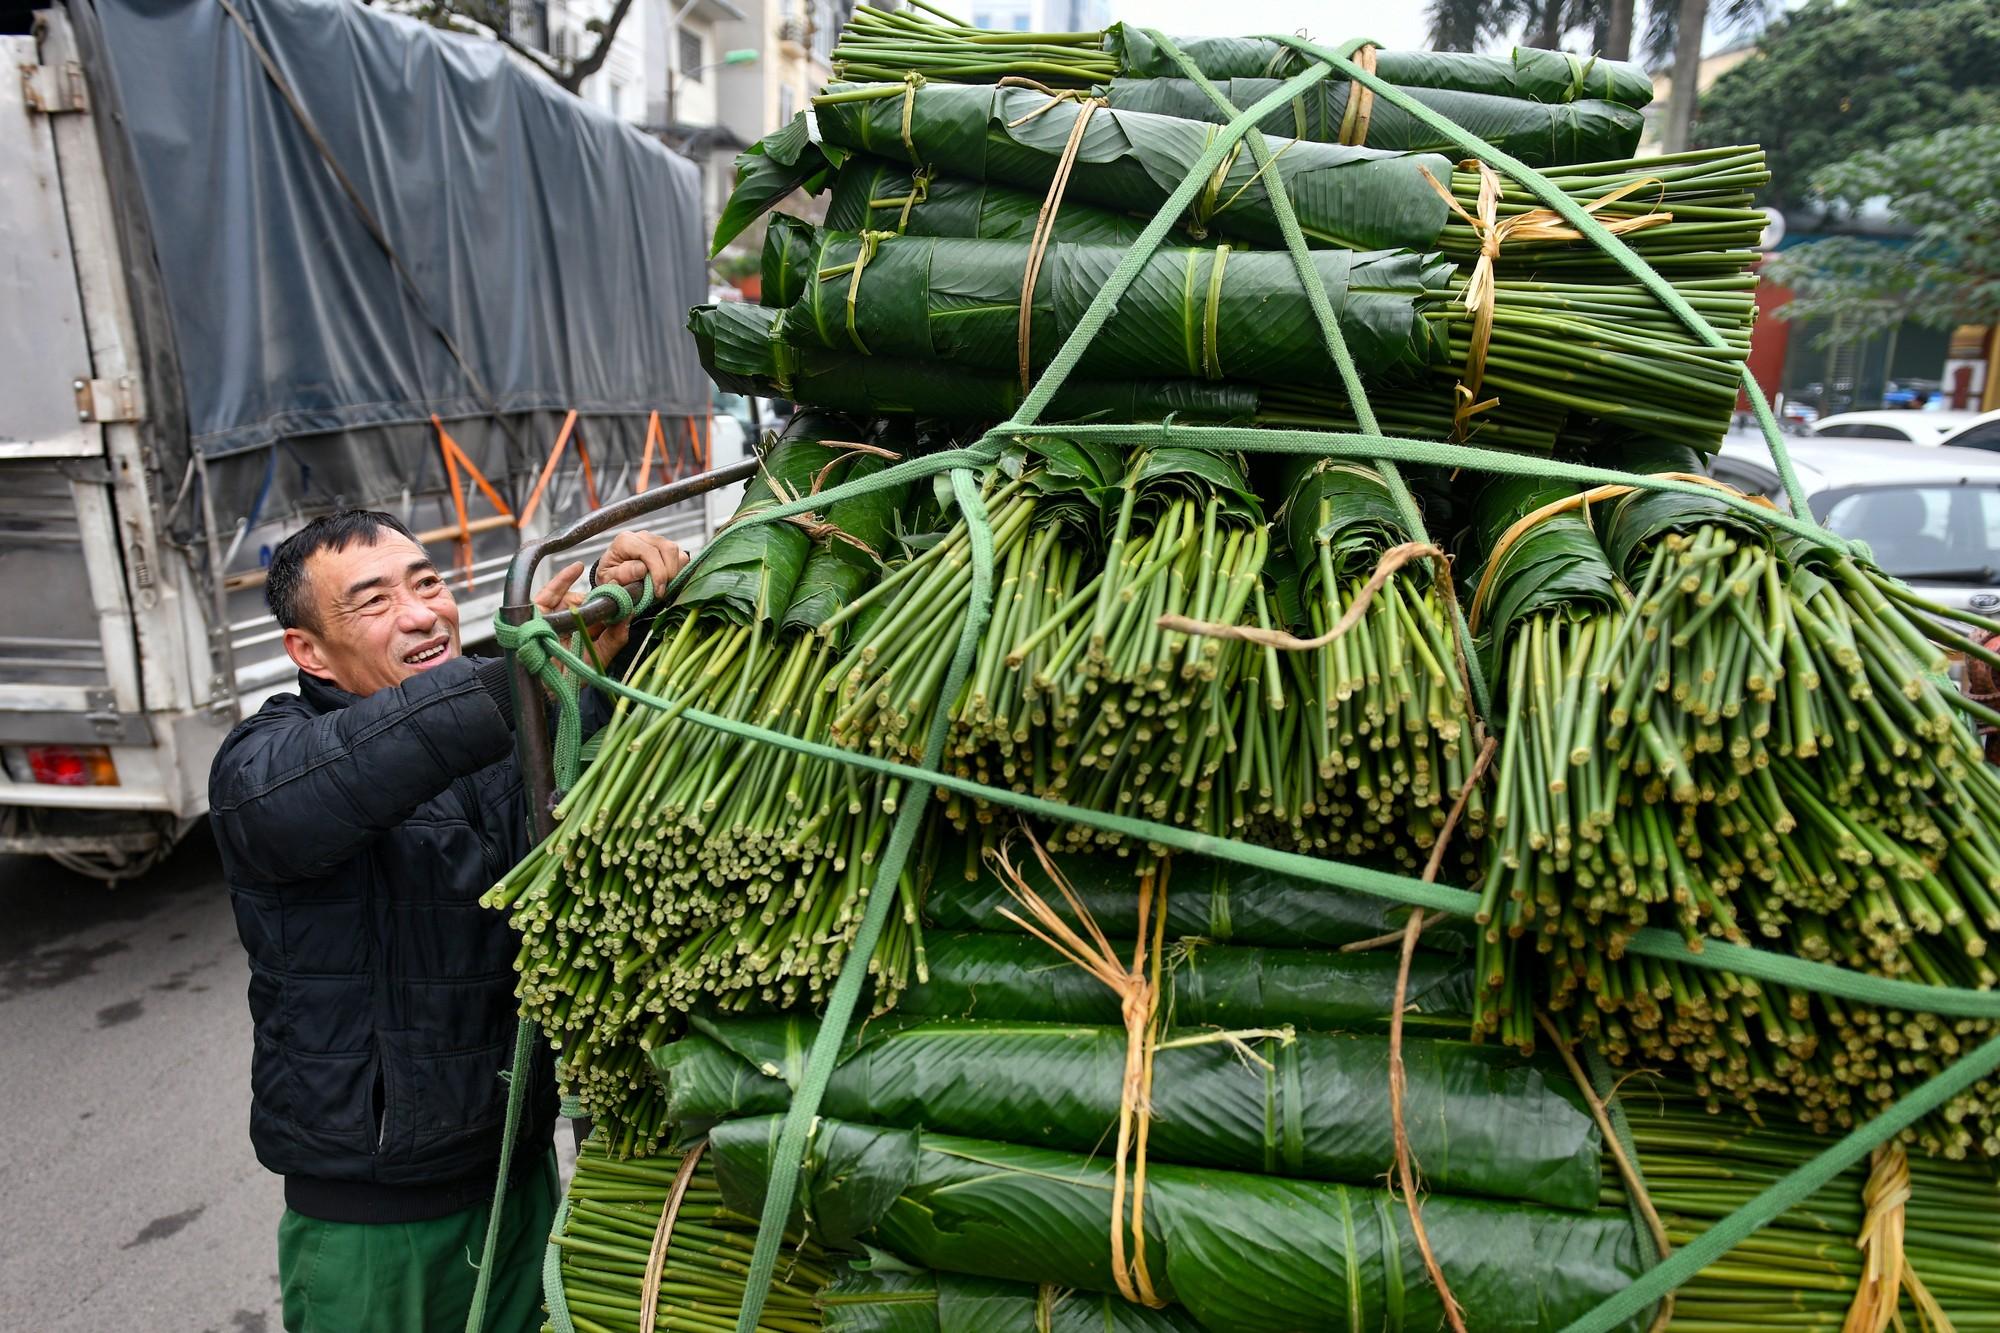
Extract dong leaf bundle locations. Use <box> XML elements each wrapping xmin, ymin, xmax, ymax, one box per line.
<box><xmin>780</xmin><ymin>454</ymin><xmax>901</xmax><ymax>637</ymax></box>
<box><xmin>1103</xmin><ymin>28</ymin><xmax>1655</xmax><ymax>107</ymax></box>
<box><xmin>809</xmin><ymin>81</ymin><xmax>1454</xmax><ymax>254</ymax></box>
<box><xmin>899</xmin><ymin>929</ymin><xmax>1477</xmax><ymax>1034</ymax></box>
<box><xmin>690</xmin><ymin>301</ymin><xmax>1260</xmax><ymax>424</ymax></box>
<box><xmin>920</xmin><ymin>833</ymin><xmax>1473</xmax><ymax>951</ymax></box>
<box><xmin>657</xmin><ymin>1012</ymin><xmax>1604</xmax><ymax>1209</ymax></box>
<box><xmin>1103</xmin><ymin>77</ymin><xmax>1643</xmax><ymax>165</ymax></box>
<box><xmin>823</xmin><ymin>156</ymin><xmax>1174</xmax><ymax>247</ymax></box>
<box><xmin>781</xmin><ymin>229</ymin><xmax>1451</xmax><ymax>387</ymax></box>
<box><xmin>673</xmin><ymin>423</ymin><xmax>852</xmax><ymax>624</ymax></box>
<box><xmin>707</xmin><ymin>1115</ymin><xmax>1648</xmax><ymax>1333</ymax></box>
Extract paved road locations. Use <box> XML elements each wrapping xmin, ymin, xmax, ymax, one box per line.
<box><xmin>0</xmin><ymin>829</ymin><xmax>283</xmax><ymax>1333</ymax></box>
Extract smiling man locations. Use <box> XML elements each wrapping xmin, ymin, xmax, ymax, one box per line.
<box><xmin>209</xmin><ymin>510</ymin><xmax>684</xmax><ymax>1332</ymax></box>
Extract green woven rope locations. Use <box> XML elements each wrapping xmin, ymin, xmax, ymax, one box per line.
<box><xmin>463</xmin><ymin>1015</ymin><xmax>536</xmax><ymax>1333</ymax></box>
<box><xmin>492</xmin><ymin>574</ymin><xmax>655</xmax><ymax>795</ymax></box>
<box><xmin>542</xmin><ymin>1188</ymin><xmax>577</xmax><ymax>1333</ymax></box>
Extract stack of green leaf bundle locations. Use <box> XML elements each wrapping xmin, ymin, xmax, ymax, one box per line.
<box><xmin>661</xmin><ymin>837</ymin><xmax>1641</xmax><ymax>1333</ymax></box>
<box><xmin>543</xmin><ymin>1132</ymin><xmax>830</xmax><ymax>1333</ymax></box>
<box><xmin>792</xmin><ymin>1079</ymin><xmax>2000</xmax><ymax>1333</ymax></box>
<box><xmin>750</xmin><ymin>221</ymin><xmax>1654</xmax><ymax>451</ymax></box>
<box><xmin>690</xmin><ymin>300</ymin><xmax>1262</xmax><ymax>427</ymax></box>
<box><xmin>829</xmin><ymin>7</ymin><xmax>1651</xmax><ymax>158</ymax></box>
<box><xmin>1465</xmin><ymin>442</ymin><xmax>2000</xmax><ymax>1156</ymax></box>
<box><xmin>704</xmin><ymin>76</ymin><xmax>1761</xmax><ymax>448</ymax></box>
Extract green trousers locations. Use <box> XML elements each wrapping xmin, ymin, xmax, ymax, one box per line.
<box><xmin>278</xmin><ymin>1151</ymin><xmax>559</xmax><ymax>1333</ymax></box>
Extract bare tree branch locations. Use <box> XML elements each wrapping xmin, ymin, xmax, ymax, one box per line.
<box><xmin>402</xmin><ymin>0</ymin><xmax>632</xmax><ymax>93</ymax></box>
<box><xmin>559</xmin><ymin>0</ymin><xmax>639</xmax><ymax>93</ymax></box>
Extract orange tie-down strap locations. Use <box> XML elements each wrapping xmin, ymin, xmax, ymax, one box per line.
<box><xmin>517</xmin><ymin>410</ymin><xmax>605</xmax><ymax>529</ymax></box>
<box><xmin>431</xmin><ymin>415</ymin><xmax>514</xmax><ymax>587</ymax></box>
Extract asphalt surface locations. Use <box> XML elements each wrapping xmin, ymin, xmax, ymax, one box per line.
<box><xmin>0</xmin><ymin>828</ymin><xmax>283</xmax><ymax>1333</ymax></box>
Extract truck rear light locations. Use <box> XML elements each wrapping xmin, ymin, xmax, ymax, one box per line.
<box><xmin>3</xmin><ymin>745</ymin><xmax>121</xmax><ymax>786</ymax></box>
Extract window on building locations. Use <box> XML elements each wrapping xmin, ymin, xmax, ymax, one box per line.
<box><xmin>680</xmin><ymin>29</ymin><xmax>705</xmax><ymax>81</ymax></box>
<box><xmin>779</xmin><ymin>84</ymin><xmax>796</xmax><ymax>124</ymax></box>
<box><xmin>1012</xmin><ymin>13</ymin><xmax>1030</xmax><ymax>29</ymax></box>
<box><xmin>608</xmin><ymin>79</ymin><xmax>625</xmax><ymax>118</ymax></box>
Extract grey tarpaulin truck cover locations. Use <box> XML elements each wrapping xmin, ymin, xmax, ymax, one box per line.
<box><xmin>0</xmin><ymin>0</ymin><xmax>711</xmax><ymax>873</ymax></box>
<box><xmin>71</xmin><ymin>0</ymin><xmax>710</xmax><ymax>522</ymax></box>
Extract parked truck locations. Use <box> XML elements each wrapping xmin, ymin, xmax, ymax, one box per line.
<box><xmin>2</xmin><ymin>0</ymin><xmax>742</xmax><ymax>879</ymax></box>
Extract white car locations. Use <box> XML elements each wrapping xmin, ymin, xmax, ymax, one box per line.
<box><xmin>1939</xmin><ymin>410</ymin><xmax>2000</xmax><ymax>453</ymax></box>
<box><xmin>1709</xmin><ymin>433</ymin><xmax>2000</xmax><ymax>621</ymax></box>
<box><xmin>1809</xmin><ymin>409</ymin><xmax>1995</xmax><ymax>447</ymax></box>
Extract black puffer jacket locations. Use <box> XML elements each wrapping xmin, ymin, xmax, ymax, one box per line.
<box><xmin>210</xmin><ymin>656</ymin><xmax>558</xmax><ymax>1223</ymax></box>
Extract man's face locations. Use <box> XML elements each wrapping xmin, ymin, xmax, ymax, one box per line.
<box><xmin>282</xmin><ymin>532</ymin><xmax>461</xmax><ymax>697</ymax></box>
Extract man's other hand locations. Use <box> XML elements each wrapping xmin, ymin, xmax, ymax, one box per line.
<box><xmin>530</xmin><ymin>561</ymin><xmax>634</xmax><ymax>665</ymax></box>
<box><xmin>597</xmin><ymin>530</ymin><xmax>688</xmax><ymax>597</ymax></box>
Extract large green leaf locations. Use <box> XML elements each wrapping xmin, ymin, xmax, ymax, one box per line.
<box><xmin>819</xmin><ymin>1267</ymin><xmax>1203</xmax><ymax>1333</ymax></box>
<box><xmin>1125</xmin><ymin>446</ymin><xmax>1262</xmax><ymax>523</ymax></box>
<box><xmin>810</xmin><ymin>82</ymin><xmax>1453</xmax><ymax>254</ymax></box>
<box><xmin>659</xmin><ymin>1013</ymin><xmax>1602</xmax><ymax>1209</ymax></box>
<box><xmin>898</xmin><ymin>930</ymin><xmax>1476</xmax><ymax>1034</ymax></box>
<box><xmin>922</xmin><ymin>834</ymin><xmax>1470</xmax><ymax>952</ymax></box>
<box><xmin>823</xmin><ymin>156</ymin><xmax>1180</xmax><ymax>247</ymax></box>
<box><xmin>673</xmin><ymin>421</ymin><xmax>851</xmax><ymax>624</ymax></box>
<box><xmin>1469</xmin><ymin>471</ymin><xmax>1621</xmax><ymax>648</ymax></box>
<box><xmin>1104</xmin><ymin>78</ymin><xmax>1642</xmax><ymax>166</ymax></box>
<box><xmin>708</xmin><ymin>1116</ymin><xmax>1648</xmax><ymax>1333</ymax></box>
<box><xmin>1274</xmin><ymin>459</ymin><xmax>1414</xmax><ymax>583</ymax></box>
<box><xmin>780</xmin><ymin>454</ymin><xmax>909</xmax><ymax>636</ymax></box>
<box><xmin>781</xmin><ymin>228</ymin><xmax>1450</xmax><ymax>389</ymax></box>
<box><xmin>760</xmin><ymin>213</ymin><xmax>820</xmax><ymax>311</ymax></box>
<box><xmin>1595</xmin><ymin>437</ymin><xmax>1767</xmax><ymax>580</ymax></box>
<box><xmin>1105</xmin><ymin>28</ymin><xmax>1654</xmax><ymax>108</ymax></box>
<box><xmin>711</xmin><ymin>112</ymin><xmax>844</xmax><ymax>256</ymax></box>
<box><xmin>689</xmin><ymin>302</ymin><xmax>1261</xmax><ymax>424</ymax></box>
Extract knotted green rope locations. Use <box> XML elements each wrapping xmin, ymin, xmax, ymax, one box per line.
<box><xmin>491</xmin><ymin>574</ymin><xmax>654</xmax><ymax>796</ymax></box>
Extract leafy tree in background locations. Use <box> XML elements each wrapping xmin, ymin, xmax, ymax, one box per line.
<box><xmin>1648</xmin><ymin>0</ymin><xmax>1773</xmax><ymax>153</ymax></box>
<box><xmin>1425</xmin><ymin>0</ymin><xmax>1610</xmax><ymax>58</ymax></box>
<box><xmin>1767</xmin><ymin>123</ymin><xmax>2000</xmax><ymax>340</ymax></box>
<box><xmin>1693</xmin><ymin>0</ymin><xmax>2000</xmax><ymax>208</ymax></box>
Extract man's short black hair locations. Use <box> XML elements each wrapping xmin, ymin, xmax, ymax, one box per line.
<box><xmin>266</xmin><ymin>509</ymin><xmax>419</xmax><ymax>633</ymax></box>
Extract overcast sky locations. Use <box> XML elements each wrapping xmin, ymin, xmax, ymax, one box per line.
<box><xmin>1107</xmin><ymin>0</ymin><xmax>1439</xmax><ymax>53</ymax></box>
<box><xmin>1103</xmin><ymin>0</ymin><xmax>1804</xmax><ymax>59</ymax></box>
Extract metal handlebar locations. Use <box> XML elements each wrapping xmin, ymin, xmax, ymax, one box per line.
<box><xmin>501</xmin><ymin>459</ymin><xmax>760</xmax><ymax>836</ymax></box>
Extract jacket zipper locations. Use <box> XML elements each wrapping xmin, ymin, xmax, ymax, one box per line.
<box><xmin>455</xmin><ymin>774</ymin><xmax>499</xmax><ymax>874</ymax></box>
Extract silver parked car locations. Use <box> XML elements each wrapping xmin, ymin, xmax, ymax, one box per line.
<box><xmin>1810</xmin><ymin>408</ymin><xmax>2000</xmax><ymax>451</ymax></box>
<box><xmin>1709</xmin><ymin>434</ymin><xmax>2000</xmax><ymax>621</ymax></box>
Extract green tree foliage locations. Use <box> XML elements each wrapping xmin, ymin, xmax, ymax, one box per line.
<box><xmin>1693</xmin><ymin>0</ymin><xmax>2000</xmax><ymax>208</ymax></box>
<box><xmin>1767</xmin><ymin>123</ymin><xmax>2000</xmax><ymax>336</ymax></box>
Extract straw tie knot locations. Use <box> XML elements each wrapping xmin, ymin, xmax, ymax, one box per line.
<box><xmin>1420</xmin><ymin>161</ymin><xmax>1675</xmax><ymax>440</ymax></box>
<box><xmin>991</xmin><ymin>831</ymin><xmax>1171</xmax><ymax>1309</ymax></box>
